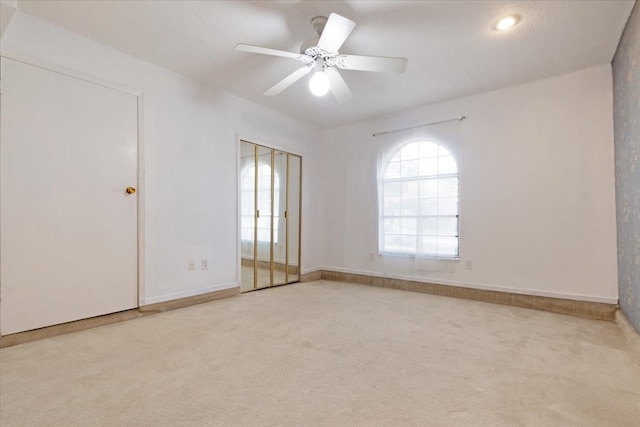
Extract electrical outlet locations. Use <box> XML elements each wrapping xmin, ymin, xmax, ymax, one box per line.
<box><xmin>188</xmin><ymin>259</ymin><xmax>195</xmax><ymax>270</ymax></box>
<box><xmin>369</xmin><ymin>253</ymin><xmax>374</xmax><ymax>262</ymax></box>
<box><xmin>464</xmin><ymin>259</ymin><xmax>473</xmax><ymax>270</ymax></box>
<box><xmin>201</xmin><ymin>259</ymin><xmax>209</xmax><ymax>270</ymax></box>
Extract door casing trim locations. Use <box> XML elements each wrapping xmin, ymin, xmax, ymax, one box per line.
<box><xmin>0</xmin><ymin>51</ymin><xmax>145</xmax><ymax>307</ymax></box>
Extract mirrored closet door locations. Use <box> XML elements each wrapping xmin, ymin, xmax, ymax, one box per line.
<box><xmin>240</xmin><ymin>141</ymin><xmax>301</xmax><ymax>292</ymax></box>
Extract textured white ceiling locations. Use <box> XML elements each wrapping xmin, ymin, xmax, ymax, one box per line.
<box><xmin>13</xmin><ymin>0</ymin><xmax>636</xmax><ymax>129</ymax></box>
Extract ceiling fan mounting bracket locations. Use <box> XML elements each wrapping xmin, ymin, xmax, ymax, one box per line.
<box><xmin>310</xmin><ymin>16</ymin><xmax>328</xmax><ymax>36</ymax></box>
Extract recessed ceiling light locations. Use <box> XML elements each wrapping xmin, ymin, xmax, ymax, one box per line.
<box><xmin>494</xmin><ymin>15</ymin><xmax>520</xmax><ymax>31</ymax></box>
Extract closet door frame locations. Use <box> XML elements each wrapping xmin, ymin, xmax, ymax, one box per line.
<box><xmin>237</xmin><ymin>138</ymin><xmax>301</xmax><ymax>292</ymax></box>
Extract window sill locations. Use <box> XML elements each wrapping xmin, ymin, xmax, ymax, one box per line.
<box><xmin>379</xmin><ymin>252</ymin><xmax>459</xmax><ymax>261</ymax></box>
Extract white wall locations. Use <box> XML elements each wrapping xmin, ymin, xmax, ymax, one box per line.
<box><xmin>0</xmin><ymin>12</ymin><xmax>321</xmax><ymax>305</ymax></box>
<box><xmin>0</xmin><ymin>9</ymin><xmax>619</xmax><ymax>313</ymax></box>
<box><xmin>320</xmin><ymin>64</ymin><xmax>618</xmax><ymax>303</ymax></box>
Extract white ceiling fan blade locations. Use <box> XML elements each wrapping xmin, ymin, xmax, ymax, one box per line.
<box><xmin>235</xmin><ymin>44</ymin><xmax>310</xmax><ymax>62</ymax></box>
<box><xmin>336</xmin><ymin>54</ymin><xmax>408</xmax><ymax>73</ymax></box>
<box><xmin>325</xmin><ymin>67</ymin><xmax>353</xmax><ymax>104</ymax></box>
<box><xmin>317</xmin><ymin>13</ymin><xmax>356</xmax><ymax>53</ymax></box>
<box><xmin>264</xmin><ymin>65</ymin><xmax>313</xmax><ymax>96</ymax></box>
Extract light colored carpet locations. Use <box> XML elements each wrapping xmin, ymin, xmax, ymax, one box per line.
<box><xmin>1</xmin><ymin>280</ymin><xmax>639</xmax><ymax>426</ymax></box>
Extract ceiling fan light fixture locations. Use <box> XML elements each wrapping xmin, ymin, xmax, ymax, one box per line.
<box><xmin>235</xmin><ymin>12</ymin><xmax>407</xmax><ymax>101</ymax></box>
<box><xmin>309</xmin><ymin>70</ymin><xmax>330</xmax><ymax>96</ymax></box>
<box><xmin>494</xmin><ymin>15</ymin><xmax>520</xmax><ymax>31</ymax></box>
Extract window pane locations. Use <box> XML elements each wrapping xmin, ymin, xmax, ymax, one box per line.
<box><xmin>384</xmin><ymin>234</ymin><xmax>400</xmax><ymax>252</ymax></box>
<box><xmin>384</xmin><ymin>197</ymin><xmax>401</xmax><ymax>216</ymax></box>
<box><xmin>400</xmin><ymin>235</ymin><xmax>417</xmax><ymax>252</ymax></box>
<box><xmin>385</xmin><ymin>182</ymin><xmax>402</xmax><ymax>198</ymax></box>
<box><xmin>438</xmin><ymin>236</ymin><xmax>459</xmax><ymax>257</ymax></box>
<box><xmin>437</xmin><ymin>178</ymin><xmax>458</xmax><ymax>197</ymax></box>
<box><xmin>420</xmin><ymin>141</ymin><xmax>439</xmax><ymax>158</ymax></box>
<box><xmin>384</xmin><ymin>217</ymin><xmax>400</xmax><ymax>234</ymax></box>
<box><xmin>438</xmin><ymin>198</ymin><xmax>458</xmax><ymax>215</ymax></box>
<box><xmin>400</xmin><ymin>217</ymin><xmax>417</xmax><ymax>234</ymax></box>
<box><xmin>419</xmin><ymin>198</ymin><xmax>438</xmax><ymax>215</ymax></box>
<box><xmin>401</xmin><ymin>159</ymin><xmax>419</xmax><ymax>177</ymax></box>
<box><xmin>419</xmin><ymin>217</ymin><xmax>437</xmax><ymax>235</ymax></box>
<box><xmin>402</xmin><ymin>181</ymin><xmax>418</xmax><ymax>198</ymax></box>
<box><xmin>400</xmin><ymin>198</ymin><xmax>418</xmax><ymax>216</ymax></box>
<box><xmin>437</xmin><ymin>217</ymin><xmax>458</xmax><ymax>236</ymax></box>
<box><xmin>418</xmin><ymin>236</ymin><xmax>438</xmax><ymax>254</ymax></box>
<box><xmin>401</xmin><ymin>142</ymin><xmax>420</xmax><ymax>160</ymax></box>
<box><xmin>419</xmin><ymin>158</ymin><xmax>438</xmax><ymax>176</ymax></box>
<box><xmin>385</xmin><ymin>161</ymin><xmax>401</xmax><ymax>179</ymax></box>
<box><xmin>419</xmin><ymin>179</ymin><xmax>437</xmax><ymax>196</ymax></box>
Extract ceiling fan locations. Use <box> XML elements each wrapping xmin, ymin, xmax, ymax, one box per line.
<box><xmin>235</xmin><ymin>13</ymin><xmax>408</xmax><ymax>103</ymax></box>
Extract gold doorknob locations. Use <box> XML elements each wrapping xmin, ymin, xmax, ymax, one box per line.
<box><xmin>125</xmin><ymin>187</ymin><xmax>136</xmax><ymax>194</ymax></box>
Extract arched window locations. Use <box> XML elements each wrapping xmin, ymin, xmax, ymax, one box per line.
<box><xmin>380</xmin><ymin>140</ymin><xmax>458</xmax><ymax>258</ymax></box>
<box><xmin>241</xmin><ymin>163</ymin><xmax>279</xmax><ymax>243</ymax></box>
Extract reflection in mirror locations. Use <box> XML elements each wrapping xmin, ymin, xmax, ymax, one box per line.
<box><xmin>273</xmin><ymin>151</ymin><xmax>287</xmax><ymax>286</ymax></box>
<box><xmin>288</xmin><ymin>154</ymin><xmax>301</xmax><ymax>283</ymax></box>
<box><xmin>240</xmin><ymin>141</ymin><xmax>256</xmax><ymax>292</ymax></box>
<box><xmin>256</xmin><ymin>146</ymin><xmax>273</xmax><ymax>289</ymax></box>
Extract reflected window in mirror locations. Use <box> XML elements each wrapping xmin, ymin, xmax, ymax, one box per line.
<box><xmin>240</xmin><ymin>163</ymin><xmax>280</xmax><ymax>243</ymax></box>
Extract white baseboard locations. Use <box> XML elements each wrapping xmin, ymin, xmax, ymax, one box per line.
<box><xmin>141</xmin><ymin>282</ymin><xmax>238</xmax><ymax>306</ymax></box>
<box><xmin>319</xmin><ymin>266</ymin><xmax>618</xmax><ymax>304</ymax></box>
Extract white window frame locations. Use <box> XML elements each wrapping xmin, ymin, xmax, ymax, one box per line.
<box><xmin>379</xmin><ymin>139</ymin><xmax>459</xmax><ymax>259</ymax></box>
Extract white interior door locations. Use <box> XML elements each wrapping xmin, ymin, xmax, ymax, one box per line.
<box><xmin>0</xmin><ymin>57</ymin><xmax>139</xmax><ymax>335</ymax></box>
